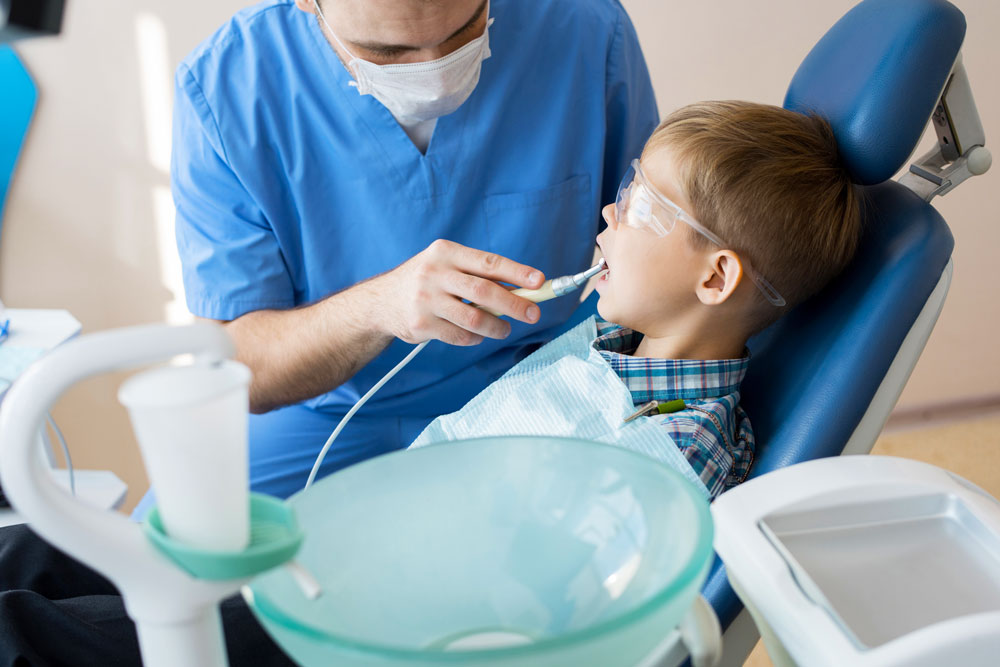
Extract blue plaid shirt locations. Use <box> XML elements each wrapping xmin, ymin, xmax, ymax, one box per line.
<box><xmin>593</xmin><ymin>320</ymin><xmax>754</xmax><ymax>499</ymax></box>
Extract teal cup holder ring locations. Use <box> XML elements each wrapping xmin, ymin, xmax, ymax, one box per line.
<box><xmin>143</xmin><ymin>492</ymin><xmax>305</xmax><ymax>582</ymax></box>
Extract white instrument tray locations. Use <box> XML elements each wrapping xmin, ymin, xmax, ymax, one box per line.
<box><xmin>713</xmin><ymin>456</ymin><xmax>1000</xmax><ymax>667</ymax></box>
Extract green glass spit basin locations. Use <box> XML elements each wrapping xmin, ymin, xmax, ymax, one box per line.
<box><xmin>244</xmin><ymin>436</ymin><xmax>714</xmax><ymax>667</ymax></box>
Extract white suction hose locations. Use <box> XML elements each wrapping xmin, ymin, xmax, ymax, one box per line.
<box><xmin>305</xmin><ymin>340</ymin><xmax>429</xmax><ymax>489</ymax></box>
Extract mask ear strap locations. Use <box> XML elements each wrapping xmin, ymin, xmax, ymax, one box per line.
<box><xmin>482</xmin><ymin>16</ymin><xmax>495</xmax><ymax>59</ymax></box>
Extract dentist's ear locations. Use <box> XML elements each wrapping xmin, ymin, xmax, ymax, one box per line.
<box><xmin>695</xmin><ymin>250</ymin><xmax>744</xmax><ymax>306</ymax></box>
<box><xmin>294</xmin><ymin>0</ymin><xmax>316</xmax><ymax>13</ymax></box>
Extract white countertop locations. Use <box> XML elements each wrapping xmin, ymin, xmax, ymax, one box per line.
<box><xmin>0</xmin><ymin>468</ymin><xmax>128</xmax><ymax>528</ymax></box>
<box><xmin>0</xmin><ymin>309</ymin><xmax>128</xmax><ymax>527</ymax></box>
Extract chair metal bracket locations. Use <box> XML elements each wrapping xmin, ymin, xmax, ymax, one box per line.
<box><xmin>898</xmin><ymin>52</ymin><xmax>991</xmax><ymax>202</ymax></box>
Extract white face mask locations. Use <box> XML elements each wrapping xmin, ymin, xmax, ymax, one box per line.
<box><xmin>315</xmin><ymin>3</ymin><xmax>493</xmax><ymax>124</ymax></box>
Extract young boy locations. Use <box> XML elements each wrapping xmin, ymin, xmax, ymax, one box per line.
<box><xmin>410</xmin><ymin>101</ymin><xmax>861</xmax><ymax>499</ymax></box>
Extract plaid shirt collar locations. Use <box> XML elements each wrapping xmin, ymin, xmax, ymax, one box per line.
<box><xmin>593</xmin><ymin>320</ymin><xmax>749</xmax><ymax>404</ymax></box>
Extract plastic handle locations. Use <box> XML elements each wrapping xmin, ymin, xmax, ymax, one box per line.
<box><xmin>679</xmin><ymin>594</ymin><xmax>723</xmax><ymax>667</ymax></box>
<box><xmin>0</xmin><ymin>323</ymin><xmax>234</xmax><ymax>591</ymax></box>
<box><xmin>479</xmin><ymin>281</ymin><xmax>558</xmax><ymax>316</ymax></box>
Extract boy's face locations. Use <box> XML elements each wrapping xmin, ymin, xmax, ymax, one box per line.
<box><xmin>594</xmin><ymin>151</ymin><xmax>712</xmax><ymax>334</ymax></box>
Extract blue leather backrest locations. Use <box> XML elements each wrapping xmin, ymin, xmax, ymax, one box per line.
<box><xmin>785</xmin><ymin>0</ymin><xmax>965</xmax><ymax>185</ymax></box>
<box><xmin>742</xmin><ymin>182</ymin><xmax>953</xmax><ymax>474</ymax></box>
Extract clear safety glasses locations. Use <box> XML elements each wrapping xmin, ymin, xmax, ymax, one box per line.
<box><xmin>615</xmin><ymin>159</ymin><xmax>787</xmax><ymax>307</ymax></box>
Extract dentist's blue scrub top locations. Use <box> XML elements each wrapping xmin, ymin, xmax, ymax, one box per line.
<box><xmin>172</xmin><ymin>0</ymin><xmax>658</xmax><ymax>498</ymax></box>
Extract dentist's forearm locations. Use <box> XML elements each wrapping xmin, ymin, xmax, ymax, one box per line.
<box><xmin>217</xmin><ymin>240</ymin><xmax>544</xmax><ymax>414</ymax></box>
<box><xmin>223</xmin><ymin>278</ymin><xmax>393</xmax><ymax>414</ymax></box>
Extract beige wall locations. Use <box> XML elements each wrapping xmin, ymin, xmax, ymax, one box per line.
<box><xmin>2</xmin><ymin>0</ymin><xmax>997</xmax><ymax>511</ymax></box>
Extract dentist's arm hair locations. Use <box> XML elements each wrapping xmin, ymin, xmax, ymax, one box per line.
<box><xmin>215</xmin><ymin>239</ymin><xmax>545</xmax><ymax>414</ymax></box>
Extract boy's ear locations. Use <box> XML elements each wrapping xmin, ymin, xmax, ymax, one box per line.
<box><xmin>695</xmin><ymin>250</ymin><xmax>744</xmax><ymax>306</ymax></box>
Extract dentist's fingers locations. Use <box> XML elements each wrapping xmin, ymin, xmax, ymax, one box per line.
<box><xmin>423</xmin><ymin>316</ymin><xmax>486</xmax><ymax>347</ymax></box>
<box><xmin>443</xmin><ymin>271</ymin><xmax>542</xmax><ymax>325</ymax></box>
<box><xmin>429</xmin><ymin>240</ymin><xmax>545</xmax><ymax>289</ymax></box>
<box><xmin>370</xmin><ymin>239</ymin><xmax>545</xmax><ymax>346</ymax></box>
<box><xmin>435</xmin><ymin>296</ymin><xmax>507</xmax><ymax>342</ymax></box>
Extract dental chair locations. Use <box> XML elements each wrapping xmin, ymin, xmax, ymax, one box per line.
<box><xmin>566</xmin><ymin>0</ymin><xmax>991</xmax><ymax>663</ymax></box>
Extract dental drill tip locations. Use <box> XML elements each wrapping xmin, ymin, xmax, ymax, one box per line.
<box><xmin>561</xmin><ymin>259</ymin><xmax>609</xmax><ymax>293</ymax></box>
<box><xmin>579</xmin><ymin>258</ymin><xmax>608</xmax><ymax>281</ymax></box>
<box><xmin>532</xmin><ymin>258</ymin><xmax>610</xmax><ymax>299</ymax></box>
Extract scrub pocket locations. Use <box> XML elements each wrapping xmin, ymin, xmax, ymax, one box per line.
<box><xmin>484</xmin><ymin>174</ymin><xmax>595</xmax><ymax>291</ymax></box>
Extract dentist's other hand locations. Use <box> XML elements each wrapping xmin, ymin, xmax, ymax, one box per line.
<box><xmin>372</xmin><ymin>239</ymin><xmax>545</xmax><ymax>346</ymax></box>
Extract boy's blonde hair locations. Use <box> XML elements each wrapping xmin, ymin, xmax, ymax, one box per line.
<box><xmin>644</xmin><ymin>101</ymin><xmax>861</xmax><ymax>329</ymax></box>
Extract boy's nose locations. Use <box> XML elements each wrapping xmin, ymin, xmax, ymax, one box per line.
<box><xmin>602</xmin><ymin>203</ymin><xmax>618</xmax><ymax>229</ymax></box>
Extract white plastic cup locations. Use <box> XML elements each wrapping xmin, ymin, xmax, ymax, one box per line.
<box><xmin>119</xmin><ymin>360</ymin><xmax>252</xmax><ymax>552</ymax></box>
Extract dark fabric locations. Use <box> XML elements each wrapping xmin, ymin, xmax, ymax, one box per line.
<box><xmin>0</xmin><ymin>524</ymin><xmax>295</xmax><ymax>667</ymax></box>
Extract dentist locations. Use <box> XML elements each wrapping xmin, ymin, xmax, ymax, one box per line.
<box><xmin>169</xmin><ymin>0</ymin><xmax>659</xmax><ymax>499</ymax></box>
<box><xmin>0</xmin><ymin>0</ymin><xmax>657</xmax><ymax>664</ymax></box>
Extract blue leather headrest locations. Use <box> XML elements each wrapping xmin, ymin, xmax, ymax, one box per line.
<box><xmin>784</xmin><ymin>0</ymin><xmax>965</xmax><ymax>185</ymax></box>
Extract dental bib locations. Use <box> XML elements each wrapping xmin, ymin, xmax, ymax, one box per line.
<box><xmin>411</xmin><ymin>316</ymin><xmax>709</xmax><ymax>497</ymax></box>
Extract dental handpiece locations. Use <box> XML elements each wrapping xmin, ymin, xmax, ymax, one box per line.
<box><xmin>481</xmin><ymin>258</ymin><xmax>607</xmax><ymax>316</ymax></box>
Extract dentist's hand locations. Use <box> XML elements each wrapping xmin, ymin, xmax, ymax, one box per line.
<box><xmin>371</xmin><ymin>239</ymin><xmax>546</xmax><ymax>346</ymax></box>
